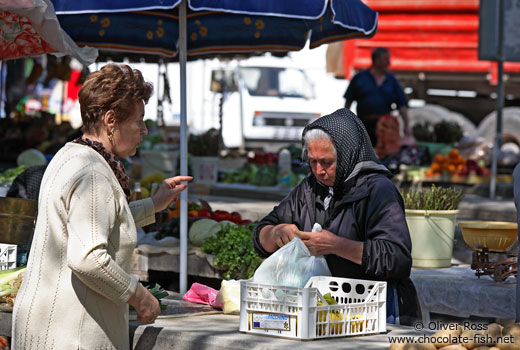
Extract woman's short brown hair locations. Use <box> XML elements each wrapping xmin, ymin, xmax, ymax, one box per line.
<box><xmin>78</xmin><ymin>63</ymin><xmax>153</xmax><ymax>134</ymax></box>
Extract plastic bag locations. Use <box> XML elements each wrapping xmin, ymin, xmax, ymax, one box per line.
<box><xmin>217</xmin><ymin>279</ymin><xmax>241</xmax><ymax>314</ymax></box>
<box><xmin>183</xmin><ymin>282</ymin><xmax>223</xmax><ymax>309</ymax></box>
<box><xmin>252</xmin><ymin>236</ymin><xmax>331</xmax><ymax>288</ymax></box>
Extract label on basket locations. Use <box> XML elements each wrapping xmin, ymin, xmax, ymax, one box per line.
<box><xmin>252</xmin><ymin>313</ymin><xmax>290</xmax><ymax>331</ymax></box>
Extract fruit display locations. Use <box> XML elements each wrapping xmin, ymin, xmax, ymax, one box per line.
<box><xmin>424</xmin><ymin>148</ymin><xmax>490</xmax><ymax>182</ymax></box>
<box><xmin>220</xmin><ymin>145</ymin><xmax>308</xmax><ymax>188</ymax></box>
<box><xmin>154</xmin><ymin>199</ymin><xmax>253</xmax><ymax>242</ymax></box>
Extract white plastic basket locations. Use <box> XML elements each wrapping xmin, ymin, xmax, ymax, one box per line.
<box><xmin>239</xmin><ymin>276</ymin><xmax>386</xmax><ymax>340</ymax></box>
<box><xmin>0</xmin><ymin>243</ymin><xmax>17</xmax><ymax>270</ymax></box>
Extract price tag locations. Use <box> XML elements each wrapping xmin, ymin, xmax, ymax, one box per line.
<box><xmin>252</xmin><ymin>313</ymin><xmax>290</xmax><ymax>331</ymax></box>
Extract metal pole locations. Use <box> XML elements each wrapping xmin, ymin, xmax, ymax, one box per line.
<box><xmin>490</xmin><ymin>0</ymin><xmax>505</xmax><ymax>199</ymax></box>
<box><xmin>179</xmin><ymin>0</ymin><xmax>189</xmax><ymax>294</ymax></box>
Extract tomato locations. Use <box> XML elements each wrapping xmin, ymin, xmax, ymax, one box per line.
<box><xmin>212</xmin><ymin>210</ymin><xmax>231</xmax><ymax>222</ymax></box>
<box><xmin>240</xmin><ymin>219</ymin><xmax>252</xmax><ymax>226</ymax></box>
<box><xmin>197</xmin><ymin>208</ymin><xmax>212</xmax><ymax>218</ymax></box>
<box><xmin>230</xmin><ymin>211</ymin><xmax>242</xmax><ymax>223</ymax></box>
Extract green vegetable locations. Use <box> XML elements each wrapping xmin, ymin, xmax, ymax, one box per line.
<box><xmin>188</xmin><ymin>128</ymin><xmax>221</xmax><ymax>156</ymax></box>
<box><xmin>207</xmin><ymin>220</ymin><xmax>236</xmax><ymax>238</ymax></box>
<box><xmin>0</xmin><ymin>266</ymin><xmax>25</xmax><ymax>297</ymax></box>
<box><xmin>201</xmin><ymin>223</ymin><xmax>264</xmax><ymax>280</ymax></box>
<box><xmin>148</xmin><ymin>283</ymin><xmax>169</xmax><ymax>299</ymax></box>
<box><xmin>188</xmin><ymin>218</ymin><xmax>219</xmax><ymax>246</ymax></box>
<box><xmin>130</xmin><ymin>283</ymin><xmax>169</xmax><ymax>310</ymax></box>
<box><xmin>434</xmin><ymin>120</ymin><xmax>463</xmax><ymax>143</ymax></box>
<box><xmin>221</xmin><ymin>163</ymin><xmax>259</xmax><ymax>184</ymax></box>
<box><xmin>323</xmin><ymin>293</ymin><xmax>338</xmax><ymax>305</ymax></box>
<box><xmin>0</xmin><ymin>165</ymin><xmax>27</xmax><ymax>183</ymax></box>
<box><xmin>412</xmin><ymin>122</ymin><xmax>435</xmax><ymax>142</ymax></box>
<box><xmin>401</xmin><ymin>185</ymin><xmax>464</xmax><ymax>210</ymax></box>
<box><xmin>412</xmin><ymin>121</ymin><xmax>463</xmax><ymax>143</ymax></box>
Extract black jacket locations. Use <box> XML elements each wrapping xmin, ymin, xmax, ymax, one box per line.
<box><xmin>253</xmin><ymin>172</ymin><xmax>421</xmax><ymax>325</ymax></box>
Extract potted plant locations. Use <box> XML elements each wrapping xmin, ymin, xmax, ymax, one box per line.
<box><xmin>401</xmin><ymin>185</ymin><xmax>464</xmax><ymax>268</ymax></box>
<box><xmin>188</xmin><ymin>128</ymin><xmax>221</xmax><ymax>184</ymax></box>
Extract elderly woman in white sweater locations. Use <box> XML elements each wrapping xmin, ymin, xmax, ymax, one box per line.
<box><xmin>12</xmin><ymin>64</ymin><xmax>192</xmax><ymax>350</ymax></box>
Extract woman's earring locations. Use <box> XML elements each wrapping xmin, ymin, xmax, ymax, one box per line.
<box><xmin>108</xmin><ymin>131</ymin><xmax>114</xmax><ymax>142</ymax></box>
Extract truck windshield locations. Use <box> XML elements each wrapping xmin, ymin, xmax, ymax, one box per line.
<box><xmin>238</xmin><ymin>67</ymin><xmax>314</xmax><ymax>99</ymax></box>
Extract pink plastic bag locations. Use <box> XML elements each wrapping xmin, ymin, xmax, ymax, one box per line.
<box><xmin>182</xmin><ymin>282</ymin><xmax>223</xmax><ymax>309</ymax></box>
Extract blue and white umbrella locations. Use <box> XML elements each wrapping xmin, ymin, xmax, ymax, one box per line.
<box><xmin>53</xmin><ymin>0</ymin><xmax>377</xmax><ymax>58</ymax></box>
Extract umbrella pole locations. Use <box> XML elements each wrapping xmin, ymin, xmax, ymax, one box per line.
<box><xmin>179</xmin><ymin>0</ymin><xmax>189</xmax><ymax>295</ymax></box>
<box><xmin>490</xmin><ymin>0</ymin><xmax>505</xmax><ymax>199</ymax></box>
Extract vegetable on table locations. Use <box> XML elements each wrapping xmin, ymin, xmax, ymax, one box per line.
<box><xmin>201</xmin><ymin>223</ymin><xmax>263</xmax><ymax>280</ymax></box>
<box><xmin>188</xmin><ymin>218</ymin><xmax>218</xmax><ymax>246</ymax></box>
<box><xmin>0</xmin><ymin>165</ymin><xmax>26</xmax><ymax>183</ymax></box>
<box><xmin>0</xmin><ymin>266</ymin><xmax>25</xmax><ymax>307</ymax></box>
<box><xmin>130</xmin><ymin>283</ymin><xmax>169</xmax><ymax>311</ymax></box>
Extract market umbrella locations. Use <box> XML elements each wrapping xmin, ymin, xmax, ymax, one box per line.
<box><xmin>0</xmin><ymin>0</ymin><xmax>96</xmax><ymax>64</ymax></box>
<box><xmin>52</xmin><ymin>0</ymin><xmax>378</xmax><ymax>294</ymax></box>
<box><xmin>53</xmin><ymin>0</ymin><xmax>377</xmax><ymax>58</ymax></box>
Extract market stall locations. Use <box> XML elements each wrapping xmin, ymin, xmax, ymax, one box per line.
<box><xmin>411</xmin><ymin>265</ymin><xmax>516</xmax><ymax>322</ymax></box>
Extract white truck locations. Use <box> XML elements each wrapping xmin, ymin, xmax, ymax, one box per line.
<box><xmin>157</xmin><ymin>55</ymin><xmax>324</xmax><ymax>150</ymax></box>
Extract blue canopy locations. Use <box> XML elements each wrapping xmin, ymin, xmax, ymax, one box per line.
<box><xmin>52</xmin><ymin>0</ymin><xmax>377</xmax><ymax>58</ymax></box>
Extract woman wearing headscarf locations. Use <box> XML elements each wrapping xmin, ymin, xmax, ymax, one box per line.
<box><xmin>253</xmin><ymin>108</ymin><xmax>420</xmax><ymax>325</ymax></box>
<box><xmin>12</xmin><ymin>64</ymin><xmax>192</xmax><ymax>349</ymax></box>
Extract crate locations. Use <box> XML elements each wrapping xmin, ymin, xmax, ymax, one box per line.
<box><xmin>191</xmin><ymin>156</ymin><xmax>218</xmax><ymax>184</ymax></box>
<box><xmin>140</xmin><ymin>150</ymin><xmax>179</xmax><ymax>178</ymax></box>
<box><xmin>0</xmin><ymin>244</ymin><xmax>17</xmax><ymax>270</ymax></box>
<box><xmin>239</xmin><ymin>276</ymin><xmax>386</xmax><ymax>340</ymax></box>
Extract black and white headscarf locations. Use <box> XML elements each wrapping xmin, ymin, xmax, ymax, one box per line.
<box><xmin>302</xmin><ymin>108</ymin><xmax>391</xmax><ymax>195</ymax></box>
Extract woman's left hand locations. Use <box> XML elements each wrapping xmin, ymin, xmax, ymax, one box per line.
<box><xmin>152</xmin><ymin>175</ymin><xmax>193</xmax><ymax>212</ymax></box>
<box><xmin>296</xmin><ymin>229</ymin><xmax>339</xmax><ymax>256</ymax></box>
<box><xmin>297</xmin><ymin>229</ymin><xmax>364</xmax><ymax>264</ymax></box>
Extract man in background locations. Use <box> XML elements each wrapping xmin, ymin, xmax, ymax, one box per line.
<box><xmin>344</xmin><ymin>47</ymin><xmax>411</xmax><ymax>147</ymax></box>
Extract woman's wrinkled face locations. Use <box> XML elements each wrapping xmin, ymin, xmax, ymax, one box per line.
<box><xmin>112</xmin><ymin>100</ymin><xmax>147</xmax><ymax>158</ymax></box>
<box><xmin>307</xmin><ymin>138</ymin><xmax>337</xmax><ymax>187</ymax></box>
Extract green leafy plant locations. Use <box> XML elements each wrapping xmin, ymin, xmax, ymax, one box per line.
<box><xmin>412</xmin><ymin>120</ymin><xmax>463</xmax><ymax>143</ymax></box>
<box><xmin>201</xmin><ymin>223</ymin><xmax>264</xmax><ymax>280</ymax></box>
<box><xmin>188</xmin><ymin>128</ymin><xmax>221</xmax><ymax>156</ymax></box>
<box><xmin>434</xmin><ymin>120</ymin><xmax>463</xmax><ymax>143</ymax></box>
<box><xmin>401</xmin><ymin>185</ymin><xmax>464</xmax><ymax>210</ymax></box>
<box><xmin>412</xmin><ymin>122</ymin><xmax>435</xmax><ymax>142</ymax></box>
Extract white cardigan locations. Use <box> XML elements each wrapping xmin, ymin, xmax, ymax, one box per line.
<box><xmin>12</xmin><ymin>143</ymin><xmax>156</xmax><ymax>350</ymax></box>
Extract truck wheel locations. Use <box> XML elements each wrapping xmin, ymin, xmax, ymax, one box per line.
<box><xmin>408</xmin><ymin>104</ymin><xmax>477</xmax><ymax>137</ymax></box>
<box><xmin>476</xmin><ymin>107</ymin><xmax>520</xmax><ymax>146</ymax></box>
